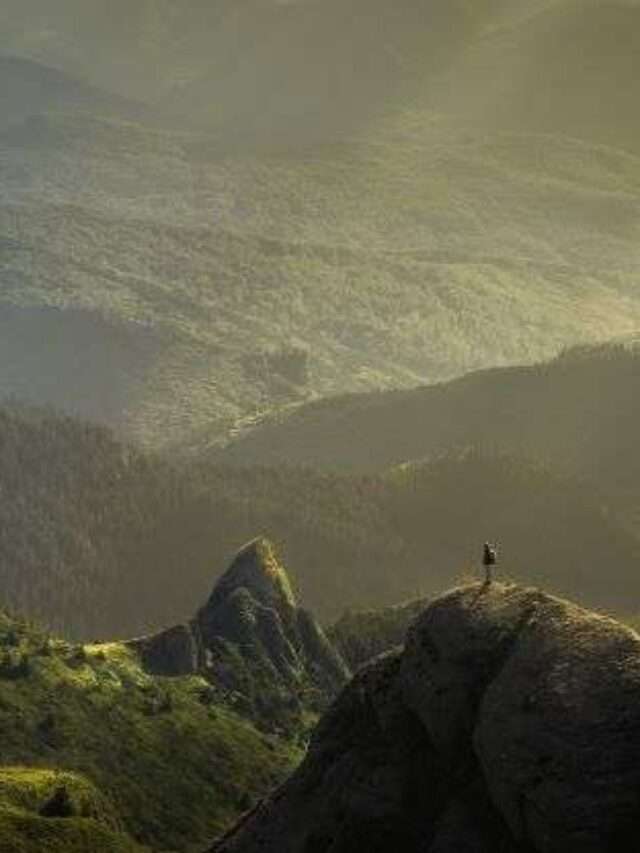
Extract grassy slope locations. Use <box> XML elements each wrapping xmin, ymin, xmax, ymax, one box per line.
<box><xmin>0</xmin><ymin>768</ymin><xmax>143</xmax><ymax>853</ymax></box>
<box><xmin>0</xmin><ymin>610</ymin><xmax>299</xmax><ymax>852</ymax></box>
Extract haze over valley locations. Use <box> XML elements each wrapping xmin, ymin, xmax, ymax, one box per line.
<box><xmin>1</xmin><ymin>0</ymin><xmax>639</xmax><ymax>445</ymax></box>
<box><xmin>0</xmin><ymin>2</ymin><xmax>639</xmax><ymax>851</ymax></box>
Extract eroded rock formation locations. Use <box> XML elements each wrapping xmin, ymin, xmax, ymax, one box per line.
<box><xmin>211</xmin><ymin>582</ymin><xmax>640</xmax><ymax>852</ymax></box>
<box><xmin>128</xmin><ymin>537</ymin><xmax>350</xmax><ymax>731</ymax></box>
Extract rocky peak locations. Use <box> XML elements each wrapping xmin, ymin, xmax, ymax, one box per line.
<box><xmin>211</xmin><ymin>581</ymin><xmax>640</xmax><ymax>852</ymax></box>
<box><xmin>202</xmin><ymin>537</ymin><xmax>297</xmax><ymax>626</ymax></box>
<box><xmin>128</xmin><ymin>538</ymin><xmax>350</xmax><ymax>734</ymax></box>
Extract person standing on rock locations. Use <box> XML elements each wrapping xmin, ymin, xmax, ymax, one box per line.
<box><xmin>483</xmin><ymin>542</ymin><xmax>497</xmax><ymax>584</ymax></box>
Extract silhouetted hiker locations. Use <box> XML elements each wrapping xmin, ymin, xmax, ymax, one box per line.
<box><xmin>483</xmin><ymin>542</ymin><xmax>497</xmax><ymax>584</ymax></box>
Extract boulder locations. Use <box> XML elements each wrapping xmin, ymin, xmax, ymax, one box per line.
<box><xmin>401</xmin><ymin>584</ymin><xmax>545</xmax><ymax>762</ymax></box>
<box><xmin>127</xmin><ymin>623</ymin><xmax>198</xmax><ymax>677</ymax></box>
<box><xmin>475</xmin><ymin>595</ymin><xmax>640</xmax><ymax>852</ymax></box>
<box><xmin>210</xmin><ymin>582</ymin><xmax>640</xmax><ymax>852</ymax></box>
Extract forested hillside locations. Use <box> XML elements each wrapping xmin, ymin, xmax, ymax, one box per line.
<box><xmin>1</xmin><ymin>0</ymin><xmax>639</xmax><ymax>445</ymax></box>
<box><xmin>1</xmin><ymin>391</ymin><xmax>638</xmax><ymax>640</ymax></box>
<box><xmin>219</xmin><ymin>342</ymin><xmax>640</xmax><ymax>507</ymax></box>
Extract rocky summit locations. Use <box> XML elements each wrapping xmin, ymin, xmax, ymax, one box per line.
<box><xmin>211</xmin><ymin>582</ymin><xmax>640</xmax><ymax>852</ymax></box>
<box><xmin>128</xmin><ymin>537</ymin><xmax>350</xmax><ymax>733</ymax></box>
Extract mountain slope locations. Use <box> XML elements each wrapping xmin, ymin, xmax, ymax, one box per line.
<box><xmin>0</xmin><ymin>608</ymin><xmax>298</xmax><ymax>852</ymax></box>
<box><xmin>3</xmin><ymin>1</ymin><xmax>639</xmax><ymax>153</ymax></box>
<box><xmin>328</xmin><ymin>598</ymin><xmax>427</xmax><ymax>672</ymax></box>
<box><xmin>1</xmin><ymin>1</ymin><xmax>639</xmax><ymax>445</ymax></box>
<box><xmin>0</xmin><ymin>55</ymin><xmax>146</xmax><ymax>131</ymax></box>
<box><xmin>426</xmin><ymin>0</ymin><xmax>640</xmax><ymax>154</ymax></box>
<box><xmin>212</xmin><ymin>582</ymin><xmax>640</xmax><ymax>852</ymax></box>
<box><xmin>0</xmin><ymin>402</ymin><xmax>638</xmax><ymax>637</ymax></box>
<box><xmin>2</xmin><ymin>125</ymin><xmax>639</xmax><ymax>445</ymax></box>
<box><xmin>217</xmin><ymin>342</ymin><xmax>640</xmax><ymax>499</ymax></box>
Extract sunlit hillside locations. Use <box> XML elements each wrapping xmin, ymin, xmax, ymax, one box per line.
<box><xmin>218</xmin><ymin>341</ymin><xmax>640</xmax><ymax>527</ymax></box>
<box><xmin>1</xmin><ymin>0</ymin><xmax>639</xmax><ymax>444</ymax></box>
<box><xmin>0</xmin><ymin>609</ymin><xmax>297</xmax><ymax>852</ymax></box>
<box><xmin>1</xmin><ymin>114</ymin><xmax>639</xmax><ymax>444</ymax></box>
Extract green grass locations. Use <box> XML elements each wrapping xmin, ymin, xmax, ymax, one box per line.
<box><xmin>0</xmin><ymin>768</ymin><xmax>144</xmax><ymax>853</ymax></box>
<box><xmin>0</xmin><ymin>612</ymin><xmax>300</xmax><ymax>852</ymax></box>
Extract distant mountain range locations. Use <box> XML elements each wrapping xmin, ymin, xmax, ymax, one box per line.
<box><xmin>1</xmin><ymin>0</ymin><xmax>639</xmax><ymax>445</ymax></box>
<box><xmin>2</xmin><ymin>1</ymin><xmax>639</xmax><ymax>152</ymax></box>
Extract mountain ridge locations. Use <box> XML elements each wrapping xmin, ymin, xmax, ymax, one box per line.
<box><xmin>211</xmin><ymin>581</ymin><xmax>640</xmax><ymax>852</ymax></box>
<box><xmin>0</xmin><ymin>396</ymin><xmax>638</xmax><ymax>638</ymax></box>
<box><xmin>215</xmin><ymin>342</ymin><xmax>640</xmax><ymax>494</ymax></box>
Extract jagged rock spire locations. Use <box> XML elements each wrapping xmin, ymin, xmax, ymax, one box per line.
<box><xmin>128</xmin><ymin>537</ymin><xmax>350</xmax><ymax>733</ymax></box>
<box><xmin>204</xmin><ymin>537</ymin><xmax>297</xmax><ymax>618</ymax></box>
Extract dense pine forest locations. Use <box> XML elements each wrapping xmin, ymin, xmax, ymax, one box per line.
<box><xmin>0</xmin><ymin>344</ymin><xmax>638</xmax><ymax>640</ymax></box>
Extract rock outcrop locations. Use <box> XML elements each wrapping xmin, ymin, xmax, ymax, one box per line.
<box><xmin>329</xmin><ymin>598</ymin><xmax>428</xmax><ymax>671</ymax></box>
<box><xmin>210</xmin><ymin>582</ymin><xmax>640</xmax><ymax>852</ymax></box>
<box><xmin>128</xmin><ymin>537</ymin><xmax>350</xmax><ymax>732</ymax></box>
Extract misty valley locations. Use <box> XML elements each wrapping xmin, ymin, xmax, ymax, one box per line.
<box><xmin>0</xmin><ymin>1</ymin><xmax>639</xmax><ymax>851</ymax></box>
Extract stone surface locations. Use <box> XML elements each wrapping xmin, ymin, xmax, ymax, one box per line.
<box><xmin>127</xmin><ymin>623</ymin><xmax>198</xmax><ymax>677</ymax></box>
<box><xmin>401</xmin><ymin>584</ymin><xmax>544</xmax><ymax>763</ymax></box>
<box><xmin>209</xmin><ymin>582</ymin><xmax>640</xmax><ymax>852</ymax></box>
<box><xmin>475</xmin><ymin>597</ymin><xmax>640</xmax><ymax>852</ymax></box>
<box><xmin>212</xmin><ymin>653</ymin><xmax>445</xmax><ymax>853</ymax></box>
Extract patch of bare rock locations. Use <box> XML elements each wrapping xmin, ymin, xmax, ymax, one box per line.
<box><xmin>210</xmin><ymin>581</ymin><xmax>640</xmax><ymax>852</ymax></box>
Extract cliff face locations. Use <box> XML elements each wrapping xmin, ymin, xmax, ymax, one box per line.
<box><xmin>211</xmin><ymin>582</ymin><xmax>640</xmax><ymax>852</ymax></box>
<box><xmin>128</xmin><ymin>538</ymin><xmax>350</xmax><ymax>732</ymax></box>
